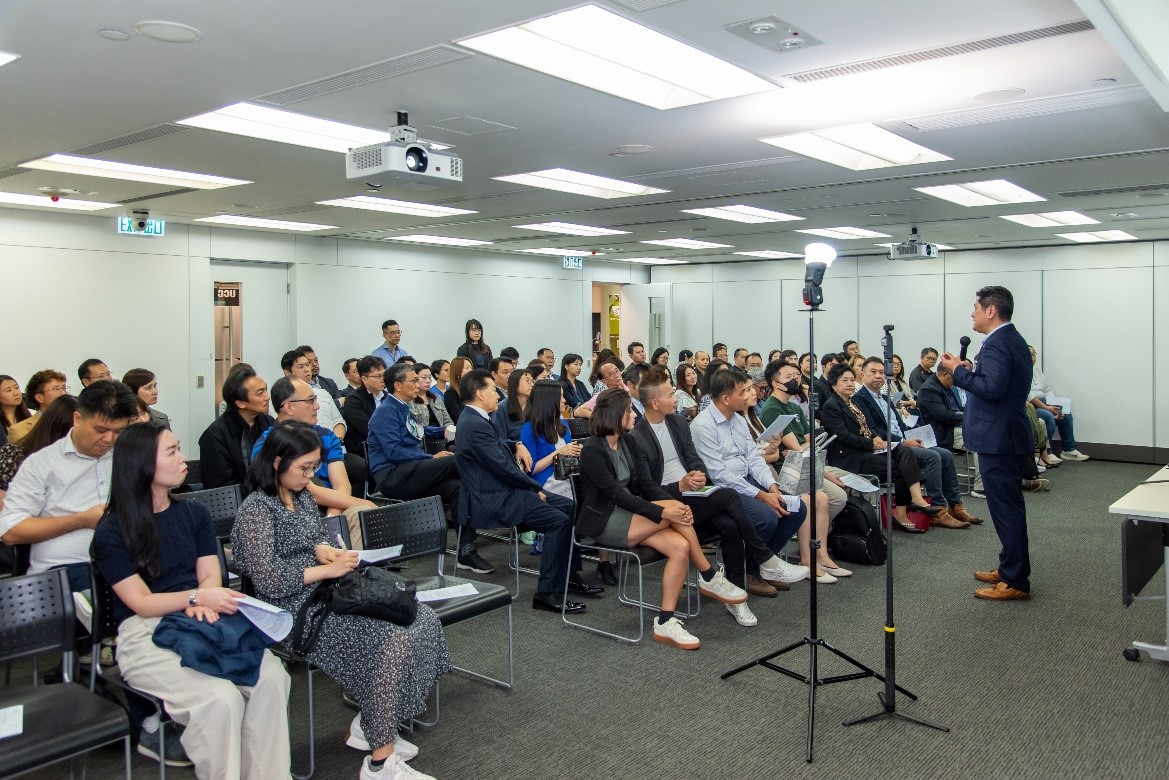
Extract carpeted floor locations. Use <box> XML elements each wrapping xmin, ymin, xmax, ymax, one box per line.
<box><xmin>15</xmin><ymin>459</ymin><xmax>1169</xmax><ymax>779</ymax></box>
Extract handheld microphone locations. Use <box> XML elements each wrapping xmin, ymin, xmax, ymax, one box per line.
<box><xmin>959</xmin><ymin>336</ymin><xmax>971</xmax><ymax>362</ymax></box>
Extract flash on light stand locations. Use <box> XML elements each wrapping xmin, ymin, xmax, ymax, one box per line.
<box><xmin>802</xmin><ymin>242</ymin><xmax>837</xmax><ymax>308</ymax></box>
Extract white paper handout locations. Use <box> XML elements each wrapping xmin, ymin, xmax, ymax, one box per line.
<box><xmin>235</xmin><ymin>595</ymin><xmax>293</xmax><ymax>643</ymax></box>
<box><xmin>902</xmin><ymin>424</ymin><xmax>938</xmax><ymax>449</ymax></box>
<box><xmin>359</xmin><ymin>545</ymin><xmax>404</xmax><ymax>564</ymax></box>
<box><xmin>758</xmin><ymin>414</ymin><xmax>797</xmax><ymax>442</ymax></box>
<box><xmin>0</xmin><ymin>705</ymin><xmax>22</xmax><ymax>740</ymax></box>
<box><xmin>416</xmin><ymin>583</ymin><xmax>478</xmax><ymax>602</ymax></box>
<box><xmin>682</xmin><ymin>485</ymin><xmax>723</xmax><ymax>497</ymax></box>
<box><xmin>902</xmin><ymin>414</ymin><xmax>920</xmax><ymax>427</ymax></box>
<box><xmin>1047</xmin><ymin>396</ymin><xmax>1072</xmax><ymax>414</ymax></box>
<box><xmin>784</xmin><ymin>494</ymin><xmax>802</xmax><ymax>513</ymax></box>
<box><xmin>838</xmin><ymin>473</ymin><xmax>879</xmax><ymax>493</ymax></box>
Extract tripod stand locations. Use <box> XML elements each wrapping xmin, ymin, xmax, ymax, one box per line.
<box><xmin>841</xmin><ymin>325</ymin><xmax>949</xmax><ymax>734</ymax></box>
<box><xmin>721</xmin><ymin>278</ymin><xmax>912</xmax><ymax>763</ymax></box>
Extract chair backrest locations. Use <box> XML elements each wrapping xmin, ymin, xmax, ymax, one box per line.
<box><xmin>358</xmin><ymin>496</ymin><xmax>446</xmax><ymax>563</ymax></box>
<box><xmin>567</xmin><ymin>417</ymin><xmax>590</xmax><ymax>441</ymax></box>
<box><xmin>173</xmin><ymin>484</ymin><xmax>242</xmax><ymax>540</ymax></box>
<box><xmin>568</xmin><ymin>474</ymin><xmax>584</xmax><ymax>524</ymax></box>
<box><xmin>0</xmin><ymin>568</ymin><xmax>74</xmax><ymax>666</ymax></box>
<box><xmin>361</xmin><ymin>440</ymin><xmax>378</xmax><ymax>497</ymax></box>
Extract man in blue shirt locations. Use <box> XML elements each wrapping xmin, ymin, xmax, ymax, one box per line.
<box><xmin>371</xmin><ymin>319</ymin><xmax>409</xmax><ymax>367</ymax></box>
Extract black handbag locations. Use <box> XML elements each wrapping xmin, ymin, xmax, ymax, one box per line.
<box><xmin>291</xmin><ymin>565</ymin><xmax>417</xmax><ymax>654</ymax></box>
<box><xmin>553</xmin><ymin>453</ymin><xmax>580</xmax><ymax>480</ymax></box>
<box><xmin>828</xmin><ymin>496</ymin><xmax>888</xmax><ymax>565</ymax></box>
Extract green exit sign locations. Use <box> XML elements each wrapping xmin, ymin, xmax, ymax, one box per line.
<box><xmin>562</xmin><ymin>255</ymin><xmax>583</xmax><ymax>269</ymax></box>
<box><xmin>117</xmin><ymin>217</ymin><xmax>166</xmax><ymax>236</ymax></box>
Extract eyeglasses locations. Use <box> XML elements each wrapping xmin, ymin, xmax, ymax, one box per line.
<box><xmin>90</xmin><ymin>373</ymin><xmax>112</xmax><ymax>381</ymax></box>
<box><xmin>362</xmin><ymin>372</ymin><xmax>385</xmax><ymax>380</ymax></box>
<box><xmin>286</xmin><ymin>397</ymin><xmax>317</xmax><ymax>405</ymax></box>
<box><xmin>45</xmin><ymin>384</ymin><xmax>69</xmax><ymax>393</ymax></box>
<box><xmin>294</xmin><ymin>461</ymin><xmax>321</xmax><ymax>477</ymax></box>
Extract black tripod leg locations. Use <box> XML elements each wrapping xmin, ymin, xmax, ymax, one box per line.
<box><xmin>721</xmin><ymin>638</ymin><xmax>807</xmax><ymax>680</ymax></box>
<box><xmin>843</xmin><ymin>693</ymin><xmax>950</xmax><ymax>732</ymax></box>
<box><xmin>806</xmin><ymin>642</ymin><xmax>817</xmax><ymax>763</ymax></box>
<box><xmin>819</xmin><ymin>641</ymin><xmax>917</xmax><ymax>700</ymax></box>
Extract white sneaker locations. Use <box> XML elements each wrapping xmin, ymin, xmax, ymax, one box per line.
<box><xmin>1060</xmin><ymin>449</ymin><xmax>1089</xmax><ymax>461</ymax></box>
<box><xmin>759</xmin><ymin>558</ymin><xmax>810</xmax><ymax>584</ymax></box>
<box><xmin>697</xmin><ymin>564</ymin><xmax>748</xmax><ymax>604</ymax></box>
<box><xmin>1046</xmin><ymin>454</ymin><xmax>1062</xmax><ymax>464</ymax></box>
<box><xmin>360</xmin><ymin>753</ymin><xmax>435</xmax><ymax>780</ymax></box>
<box><xmin>348</xmin><ymin>715</ymin><xmax>418</xmax><ymax>762</ymax></box>
<box><xmin>726</xmin><ymin>602</ymin><xmax>758</xmax><ymax>627</ymax></box>
<box><xmin>1035</xmin><ymin>460</ymin><xmax>1046</xmax><ymax>473</ymax></box>
<box><xmin>653</xmin><ymin>616</ymin><xmax>701</xmax><ymax>650</ymax></box>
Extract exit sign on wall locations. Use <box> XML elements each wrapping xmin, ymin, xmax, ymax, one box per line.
<box><xmin>117</xmin><ymin>217</ymin><xmax>166</xmax><ymax>236</ymax></box>
<box><xmin>563</xmin><ymin>255</ymin><xmax>583</xmax><ymax>269</ymax></box>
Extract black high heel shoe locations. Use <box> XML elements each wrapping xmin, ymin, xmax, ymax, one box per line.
<box><xmin>910</xmin><ymin>503</ymin><xmax>943</xmax><ymax>516</ymax></box>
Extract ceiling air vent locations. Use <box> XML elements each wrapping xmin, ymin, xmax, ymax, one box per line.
<box><xmin>71</xmin><ymin>125</ymin><xmax>189</xmax><ymax>156</ymax></box>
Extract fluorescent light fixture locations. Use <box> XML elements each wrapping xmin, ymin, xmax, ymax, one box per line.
<box><xmin>457</xmin><ymin>4</ymin><xmax>777</xmax><ymax>110</ymax></box>
<box><xmin>734</xmin><ymin>250</ymin><xmax>804</xmax><ymax>259</ymax></box>
<box><xmin>682</xmin><ymin>205</ymin><xmax>803</xmax><ymax>223</ymax></box>
<box><xmin>1054</xmin><ymin>230</ymin><xmax>1136</xmax><ymax>242</ymax></box>
<box><xmin>513</xmin><ymin>221</ymin><xmax>629</xmax><ymax>236</ymax></box>
<box><xmin>875</xmin><ymin>242</ymin><xmax>954</xmax><ymax>250</ymax></box>
<box><xmin>385</xmin><ymin>234</ymin><xmax>492</xmax><ymax>246</ymax></box>
<box><xmin>759</xmin><ymin>124</ymin><xmax>951</xmax><ymax>170</ymax></box>
<box><xmin>622</xmin><ymin>257</ymin><xmax>687</xmax><ymax>265</ymax></box>
<box><xmin>317</xmin><ymin>196</ymin><xmax>475</xmax><ymax>217</ymax></box>
<box><xmin>0</xmin><ymin>51</ymin><xmax>20</xmax><ymax>68</ymax></box>
<box><xmin>20</xmin><ymin>154</ymin><xmax>250</xmax><ymax>189</ymax></box>
<box><xmin>517</xmin><ymin>247</ymin><xmax>598</xmax><ymax>255</ymax></box>
<box><xmin>914</xmin><ymin>179</ymin><xmax>1045</xmax><ymax>207</ymax></box>
<box><xmin>178</xmin><ymin>102</ymin><xmax>391</xmax><ymax>153</ymax></box>
<box><xmin>195</xmin><ymin>215</ymin><xmax>336</xmax><ymax>232</ymax></box>
<box><xmin>0</xmin><ymin>191</ymin><xmax>119</xmax><ymax>211</ymax></box>
<box><xmin>999</xmin><ymin>211</ymin><xmax>1098</xmax><ymax>227</ymax></box>
<box><xmin>796</xmin><ymin>227</ymin><xmax>891</xmax><ymax>239</ymax></box>
<box><xmin>641</xmin><ymin>238</ymin><xmax>733</xmax><ymax>249</ymax></box>
<box><xmin>495</xmin><ymin>168</ymin><xmax>667</xmax><ymax>199</ymax></box>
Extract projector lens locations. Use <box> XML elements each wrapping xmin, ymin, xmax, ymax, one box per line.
<box><xmin>404</xmin><ymin>146</ymin><xmax>428</xmax><ymax>173</ymax></box>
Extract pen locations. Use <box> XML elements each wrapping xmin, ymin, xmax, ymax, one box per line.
<box><xmin>335</xmin><ymin>533</ymin><xmax>347</xmax><ymax>551</ymax></box>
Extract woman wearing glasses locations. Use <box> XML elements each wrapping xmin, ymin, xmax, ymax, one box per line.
<box><xmin>455</xmin><ymin>319</ymin><xmax>493</xmax><ymax>370</ymax></box>
<box><xmin>232</xmin><ymin>421</ymin><xmax>450</xmax><ymax>780</ymax></box>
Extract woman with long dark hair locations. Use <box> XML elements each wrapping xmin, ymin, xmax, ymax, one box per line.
<box><xmin>91</xmin><ymin>422</ymin><xmax>292</xmax><ymax>779</ymax></box>
<box><xmin>503</xmin><ymin>367</ymin><xmax>535</xmax><ymax>440</ymax></box>
<box><xmin>650</xmin><ymin>347</ymin><xmax>670</xmax><ymax>367</ymax></box>
<box><xmin>443</xmin><ymin>356</ymin><xmax>474</xmax><ymax>422</ymax></box>
<box><xmin>231</xmin><ymin>421</ymin><xmax>450</xmax><ymax>780</ymax></box>
<box><xmin>520</xmin><ymin>381</ymin><xmax>580</xmax><ymax>499</ymax></box>
<box><xmin>673</xmin><ymin>364</ymin><xmax>700</xmax><ymax>417</ymax></box>
<box><xmin>122</xmin><ymin>368</ymin><xmax>172</xmax><ymax>429</ymax></box>
<box><xmin>558</xmin><ymin>353</ymin><xmax>590</xmax><ymax>409</ymax></box>
<box><xmin>455</xmin><ymin>318</ymin><xmax>493</xmax><ymax>370</ymax></box>
<box><xmin>0</xmin><ymin>375</ymin><xmax>31</xmax><ymax>439</ymax></box>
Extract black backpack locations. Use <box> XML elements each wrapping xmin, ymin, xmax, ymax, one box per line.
<box><xmin>828</xmin><ymin>496</ymin><xmax>888</xmax><ymax>565</ymax></box>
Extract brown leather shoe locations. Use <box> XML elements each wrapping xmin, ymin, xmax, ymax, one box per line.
<box><xmin>930</xmin><ymin>509</ymin><xmax>970</xmax><ymax>529</ymax></box>
<box><xmin>974</xmin><ymin>568</ymin><xmax>1002</xmax><ymax>584</ymax></box>
<box><xmin>1022</xmin><ymin>478</ymin><xmax>1050</xmax><ymax>492</ymax></box>
<box><xmin>949</xmin><ymin>502</ymin><xmax>982</xmax><ymax>524</ymax></box>
<box><xmin>975</xmin><ymin>582</ymin><xmax>1030</xmax><ymax>600</ymax></box>
<box><xmin>745</xmin><ymin>574</ymin><xmax>780</xmax><ymax>597</ymax></box>
<box><xmin>757</xmin><ymin>574</ymin><xmax>792</xmax><ymax>593</ymax></box>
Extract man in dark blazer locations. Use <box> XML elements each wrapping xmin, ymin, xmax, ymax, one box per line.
<box><xmin>340</xmin><ymin>356</ymin><xmax>385</xmax><ymax>454</ymax></box>
<box><xmin>916</xmin><ymin>367</ymin><xmax>964</xmax><ymax>451</ymax></box>
<box><xmin>941</xmin><ymin>285</ymin><xmax>1034</xmax><ymax>600</ymax></box>
<box><xmin>454</xmin><ymin>369</ymin><xmax>591</xmax><ymax>614</ymax></box>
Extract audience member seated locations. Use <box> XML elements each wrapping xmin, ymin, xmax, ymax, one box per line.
<box><xmin>443</xmin><ymin>356</ymin><xmax>474</xmax><ymax>422</ymax></box>
<box><xmin>456</xmin><ymin>370</ymin><xmax>596</xmax><ymax>614</ymax></box>
<box><xmin>819</xmin><ymin>364</ymin><xmax>941</xmax><ymax>533</ymax></box>
<box><xmin>579</xmin><ymin>388</ymin><xmax>747</xmax><ymax>650</ymax></box>
<box><xmin>92</xmin><ymin>422</ymin><xmax>292</xmax><ymax>780</ymax></box>
<box><xmin>695</xmin><ymin>359</ymin><xmax>731</xmax><ymax>414</ymax></box>
<box><xmin>888</xmin><ymin>354</ymin><xmax>917</xmax><ymax>412</ymax></box>
<box><xmin>455</xmin><ymin>318</ymin><xmax>493</xmax><ymax>370</ymax></box>
<box><xmin>499</xmin><ymin>347</ymin><xmax>520</xmax><ymax>365</ymax></box>
<box><xmin>341</xmin><ymin>356</ymin><xmax>386</xmax><ymax>455</ymax></box>
<box><xmin>589</xmin><ymin>349</ymin><xmax>623</xmax><ymax>393</ymax></box>
<box><xmin>748</xmin><ymin>367</ymin><xmax>768</xmax><ymax>416</ymax></box>
<box><xmin>489</xmin><ymin>357</ymin><xmax>514</xmax><ymax>403</ymax></box>
<box><xmin>340</xmin><ymin>357</ymin><xmax>362</xmax><ymax>402</ymax></box>
<box><xmin>526</xmin><ymin>359</ymin><xmax>549</xmax><ymax>382</ymax></box>
<box><xmin>0</xmin><ymin>374</ymin><xmax>31</xmax><ymax>439</ymax></box>
<box><xmin>573</xmin><ymin>359</ymin><xmax>626</xmax><ymax>419</ymax></box>
<box><xmin>732</xmin><ymin>348</ymin><xmax>748</xmax><ymax>369</ymax></box>
<box><xmin>7</xmin><ymin>369</ymin><xmax>68</xmax><ymax>444</ymax></box>
<box><xmin>78</xmin><ymin>358</ymin><xmax>113</xmax><ymax>387</ymax></box>
<box><xmin>232</xmin><ymin>421</ymin><xmax>449</xmax><ymax>780</ymax></box>
<box><xmin>650</xmin><ymin>347</ymin><xmax>670</xmax><ymax>367</ymax></box>
<box><xmin>122</xmin><ymin>368</ymin><xmax>171</xmax><ymax>430</ymax></box>
<box><xmin>409</xmin><ymin>363</ymin><xmax>455</xmax><ymax>443</ymax></box>
<box><xmin>621</xmin><ymin>364</ymin><xmax>649</xmax><ymax>419</ymax></box>
<box><xmin>0</xmin><ymin>395</ymin><xmax>78</xmax><ymax>514</ymax></box>
<box><xmin>691</xmin><ymin>368</ymin><xmax>810</xmax><ymax>592</ymax></box>
<box><xmin>746</xmin><ymin>352</ymin><xmax>764</xmax><ymax>371</ymax></box>
<box><xmin>372</xmin><ymin>319</ymin><xmax>410</xmax><ymax>367</ymax></box>
<box><xmin>909</xmin><ymin>347</ymin><xmax>938</xmax><ymax>393</ymax></box>
<box><xmin>632</xmin><ymin>369</ymin><xmax>793</xmax><ymax>621</ymax></box>
<box><xmin>558</xmin><ymin>353</ymin><xmax>591</xmax><ymax>409</ymax></box>
<box><xmin>854</xmin><ymin>358</ymin><xmax>980</xmax><ymax>529</ymax></box>
<box><xmin>713</xmin><ymin>343</ymin><xmax>728</xmax><ymax>362</ymax></box>
<box><xmin>677</xmin><ymin>350</ymin><xmax>694</xmax><ymax>368</ymax></box>
<box><xmin>1028</xmin><ymin>345</ymin><xmax>1088</xmax><ymax>462</ymax></box>
<box><xmin>198</xmin><ymin>365</ymin><xmax>274</xmax><ymax>493</ymax></box>
<box><xmin>810</xmin><ymin>354</ymin><xmax>839</xmax><ymax>420</ymax></box>
<box><xmin>627</xmin><ymin>342</ymin><xmax>648</xmax><ymax>367</ymax></box>
<box><xmin>673</xmin><ymin>364</ymin><xmax>701</xmax><ymax>418</ymax></box>
<box><xmin>843</xmin><ymin>341</ymin><xmax>861</xmax><ymax>361</ymax></box>
<box><xmin>299</xmin><ymin>344</ymin><xmax>342</xmax><ymax>404</ymax></box>
<box><xmin>283</xmin><ymin>349</ymin><xmax>345</xmax><ymax>439</ymax></box>
<box><xmin>917</xmin><ymin>364</ymin><xmax>964</xmax><ymax>451</ymax></box>
<box><xmin>429</xmin><ymin>359</ymin><xmax>450</xmax><ymax>400</ymax></box>
<box><xmin>520</xmin><ymin>381</ymin><xmax>580</xmax><ymax>500</ymax></box>
<box><xmin>498</xmin><ymin>367</ymin><xmax>534</xmax><ymax>441</ymax></box>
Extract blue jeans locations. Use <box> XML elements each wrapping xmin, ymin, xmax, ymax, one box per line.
<box><xmin>907</xmin><ymin>445</ymin><xmax>962</xmax><ymax>506</ymax></box>
<box><xmin>739</xmin><ymin>478</ymin><xmax>808</xmax><ymax>575</ymax></box>
<box><xmin>1035</xmin><ymin>404</ymin><xmax>1077</xmax><ymax>450</ymax></box>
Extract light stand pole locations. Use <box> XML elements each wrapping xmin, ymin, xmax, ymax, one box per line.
<box><xmin>722</xmin><ymin>244</ymin><xmax>905</xmax><ymax>762</ymax></box>
<box><xmin>842</xmin><ymin>326</ymin><xmax>949</xmax><ymax>733</ymax></box>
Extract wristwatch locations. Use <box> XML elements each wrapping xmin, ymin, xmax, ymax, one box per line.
<box><xmin>188</xmin><ymin>589</ymin><xmax>199</xmax><ymax>607</ymax></box>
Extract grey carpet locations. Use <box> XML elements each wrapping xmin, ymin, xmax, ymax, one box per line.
<box><xmin>16</xmin><ymin>460</ymin><xmax>1169</xmax><ymax>779</ymax></box>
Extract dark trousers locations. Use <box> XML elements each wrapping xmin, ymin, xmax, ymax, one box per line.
<box><xmin>665</xmin><ymin>484</ymin><xmax>772</xmax><ymax>588</ymax></box>
<box><xmin>377</xmin><ymin>457</ymin><xmax>475</xmax><ymax>543</ymax></box>
<box><xmin>978</xmin><ymin>453</ymin><xmax>1031</xmax><ymax>592</ymax></box>
<box><xmin>509</xmin><ymin>491</ymin><xmax>573</xmax><ymax>594</ymax></box>
<box><xmin>853</xmin><ymin>447</ymin><xmax>924</xmax><ymax>505</ymax></box>
<box><xmin>740</xmin><ymin>478</ymin><xmax>808</xmax><ymax>575</ymax></box>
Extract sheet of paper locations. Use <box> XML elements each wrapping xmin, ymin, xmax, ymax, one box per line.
<box><xmin>682</xmin><ymin>485</ymin><xmax>722</xmax><ymax>497</ymax></box>
<box><xmin>417</xmin><ymin>583</ymin><xmax>479</xmax><ymax>602</ymax></box>
<box><xmin>758</xmin><ymin>413</ymin><xmax>796</xmax><ymax>442</ymax></box>
<box><xmin>838</xmin><ymin>473</ymin><xmax>879</xmax><ymax>493</ymax></box>
<box><xmin>902</xmin><ymin>414</ymin><xmax>920</xmax><ymax>427</ymax></box>
<box><xmin>0</xmin><ymin>705</ymin><xmax>22</xmax><ymax>740</ymax></box>
<box><xmin>1047</xmin><ymin>396</ymin><xmax>1072</xmax><ymax>414</ymax></box>
<box><xmin>902</xmin><ymin>424</ymin><xmax>938</xmax><ymax>449</ymax></box>
<box><xmin>359</xmin><ymin>545</ymin><xmax>403</xmax><ymax>563</ymax></box>
<box><xmin>889</xmin><ymin>391</ymin><xmax>904</xmax><ymax>405</ymax></box>
<box><xmin>784</xmin><ymin>494</ymin><xmax>802</xmax><ymax>513</ymax></box>
<box><xmin>236</xmin><ymin>595</ymin><xmax>293</xmax><ymax>643</ymax></box>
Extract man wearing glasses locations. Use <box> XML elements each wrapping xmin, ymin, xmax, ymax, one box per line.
<box><xmin>78</xmin><ymin>358</ymin><xmax>113</xmax><ymax>387</ymax></box>
<box><xmin>372</xmin><ymin>319</ymin><xmax>410</xmax><ymax>367</ymax></box>
<box><xmin>7</xmin><ymin>369</ymin><xmax>70</xmax><ymax>445</ymax></box>
<box><xmin>341</xmin><ymin>356</ymin><xmax>386</xmax><ymax>454</ymax></box>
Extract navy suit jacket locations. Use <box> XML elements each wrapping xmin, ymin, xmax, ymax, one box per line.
<box><xmin>454</xmin><ymin>406</ymin><xmax>543</xmax><ymax>530</ymax></box>
<box><xmin>952</xmin><ymin>323</ymin><xmax>1033</xmax><ymax>456</ymax></box>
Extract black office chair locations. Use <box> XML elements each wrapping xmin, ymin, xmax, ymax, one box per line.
<box><xmin>359</xmin><ymin>496</ymin><xmax>513</xmax><ymax>727</ymax></box>
<box><xmin>566</xmin><ymin>417</ymin><xmax>590</xmax><ymax>442</ymax></box>
<box><xmin>0</xmin><ymin>568</ymin><xmax>131</xmax><ymax>779</ymax></box>
<box><xmin>172</xmin><ymin>484</ymin><xmax>242</xmax><ymax>542</ymax></box>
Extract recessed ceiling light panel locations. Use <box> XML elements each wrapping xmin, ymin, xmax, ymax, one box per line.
<box><xmin>20</xmin><ymin>154</ymin><xmax>249</xmax><ymax>189</ymax></box>
<box><xmin>914</xmin><ymin>179</ymin><xmax>1045</xmax><ymax>206</ymax></box>
<box><xmin>733</xmin><ymin>250</ymin><xmax>804</xmax><ymax>258</ymax></box>
<box><xmin>682</xmin><ymin>205</ymin><xmax>803</xmax><ymax>223</ymax></box>
<box><xmin>459</xmin><ymin>5</ymin><xmax>778</xmax><ymax>110</ymax></box>
<box><xmin>513</xmin><ymin>221</ymin><xmax>629</xmax><ymax>236</ymax></box>
<box><xmin>795</xmin><ymin>227</ymin><xmax>891</xmax><ymax>239</ymax></box>
<box><xmin>0</xmin><ymin>191</ymin><xmax>119</xmax><ymax>211</ymax></box>
<box><xmin>0</xmin><ymin>51</ymin><xmax>21</xmax><ymax>67</ymax></box>
<box><xmin>517</xmin><ymin>247</ymin><xmax>599</xmax><ymax>255</ymax></box>
<box><xmin>641</xmin><ymin>238</ymin><xmax>733</xmax><ymax>249</ymax></box>
<box><xmin>495</xmin><ymin>168</ymin><xmax>667</xmax><ymax>199</ymax></box>
<box><xmin>759</xmin><ymin>124</ymin><xmax>950</xmax><ymax>170</ymax></box>
<box><xmin>999</xmin><ymin>211</ymin><xmax>1098</xmax><ymax>227</ymax></box>
<box><xmin>195</xmin><ymin>215</ymin><xmax>336</xmax><ymax>232</ymax></box>
<box><xmin>178</xmin><ymin>103</ymin><xmax>391</xmax><ymax>153</ymax></box>
<box><xmin>622</xmin><ymin>257</ymin><xmax>687</xmax><ymax>265</ymax></box>
<box><xmin>1054</xmin><ymin>230</ymin><xmax>1136</xmax><ymax>242</ymax></box>
<box><xmin>317</xmin><ymin>196</ymin><xmax>475</xmax><ymax>217</ymax></box>
<box><xmin>385</xmin><ymin>234</ymin><xmax>492</xmax><ymax>246</ymax></box>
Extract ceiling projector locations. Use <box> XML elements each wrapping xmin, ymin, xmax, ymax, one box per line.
<box><xmin>345</xmin><ymin>112</ymin><xmax>462</xmax><ymax>188</ymax></box>
<box><xmin>888</xmin><ymin>226</ymin><xmax>938</xmax><ymax>260</ymax></box>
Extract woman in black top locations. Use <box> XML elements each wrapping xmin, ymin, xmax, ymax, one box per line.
<box><xmin>504</xmin><ymin>367</ymin><xmax>535</xmax><ymax>441</ymax></box>
<box><xmin>454</xmin><ymin>318</ymin><xmax>493</xmax><ymax>370</ymax></box>
<box><xmin>650</xmin><ymin>347</ymin><xmax>670</xmax><ymax>367</ymax></box>
<box><xmin>91</xmin><ymin>422</ymin><xmax>291</xmax><ymax>779</ymax></box>
<box><xmin>0</xmin><ymin>374</ymin><xmax>31</xmax><ymax>439</ymax></box>
<box><xmin>558</xmin><ymin>353</ymin><xmax>591</xmax><ymax>409</ymax></box>
<box><xmin>444</xmin><ymin>356</ymin><xmax>474</xmax><ymax>422</ymax></box>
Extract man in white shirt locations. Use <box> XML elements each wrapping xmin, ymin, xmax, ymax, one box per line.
<box><xmin>691</xmin><ymin>368</ymin><xmax>810</xmax><ymax>591</ymax></box>
<box><xmin>1027</xmin><ymin>345</ymin><xmax>1088</xmax><ymax>461</ymax></box>
<box><xmin>282</xmin><ymin>348</ymin><xmax>345</xmax><ymax>440</ymax></box>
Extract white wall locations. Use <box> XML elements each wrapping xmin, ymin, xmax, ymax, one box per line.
<box><xmin>653</xmin><ymin>241</ymin><xmax>1169</xmax><ymax>450</ymax></box>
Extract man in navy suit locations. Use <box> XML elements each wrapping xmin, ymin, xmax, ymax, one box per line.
<box><xmin>454</xmin><ymin>369</ymin><xmax>593</xmax><ymax>614</ymax></box>
<box><xmin>941</xmin><ymin>286</ymin><xmax>1034</xmax><ymax>600</ymax></box>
